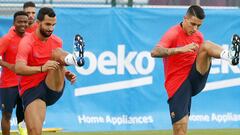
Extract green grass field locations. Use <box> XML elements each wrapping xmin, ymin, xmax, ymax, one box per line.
<box><xmin>8</xmin><ymin>129</ymin><xmax>240</xmax><ymax>135</ymax></box>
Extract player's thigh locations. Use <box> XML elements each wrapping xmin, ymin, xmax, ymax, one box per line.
<box><xmin>168</xmin><ymin>79</ymin><xmax>192</xmax><ymax>124</ymax></box>
<box><xmin>45</xmin><ymin>67</ymin><xmax>65</xmax><ymax>92</ymax></box>
<box><xmin>196</xmin><ymin>43</ymin><xmax>211</xmax><ymax>75</ymax></box>
<box><xmin>46</xmin><ymin>81</ymin><xmax>64</xmax><ymax>106</ymax></box>
<box><xmin>21</xmin><ymin>82</ymin><xmax>46</xmax><ymax>110</ymax></box>
<box><xmin>22</xmin><ymin>81</ymin><xmax>64</xmax><ymax>108</ymax></box>
<box><xmin>189</xmin><ymin>61</ymin><xmax>210</xmax><ymax>96</ymax></box>
<box><xmin>0</xmin><ymin>87</ymin><xmax>19</xmax><ymax>114</ymax></box>
<box><xmin>25</xmin><ymin>99</ymin><xmax>46</xmax><ymax>131</ymax></box>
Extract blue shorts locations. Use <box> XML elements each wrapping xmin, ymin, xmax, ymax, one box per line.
<box><xmin>168</xmin><ymin>61</ymin><xmax>210</xmax><ymax>124</ymax></box>
<box><xmin>0</xmin><ymin>86</ymin><xmax>20</xmax><ymax>113</ymax></box>
<box><xmin>21</xmin><ymin>80</ymin><xmax>65</xmax><ymax>110</ymax></box>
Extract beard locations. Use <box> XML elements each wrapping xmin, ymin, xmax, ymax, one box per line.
<box><xmin>28</xmin><ymin>20</ymin><xmax>34</xmax><ymax>26</ymax></box>
<box><xmin>39</xmin><ymin>27</ymin><xmax>53</xmax><ymax>38</ymax></box>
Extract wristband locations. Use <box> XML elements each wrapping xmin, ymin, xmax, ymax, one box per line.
<box><xmin>40</xmin><ymin>66</ymin><xmax>43</xmax><ymax>73</ymax></box>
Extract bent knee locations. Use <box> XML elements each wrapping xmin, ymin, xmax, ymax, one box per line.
<box><xmin>2</xmin><ymin>112</ymin><xmax>12</xmax><ymax>120</ymax></box>
<box><xmin>27</xmin><ymin>126</ymin><xmax>42</xmax><ymax>135</ymax></box>
<box><xmin>173</xmin><ymin>115</ymin><xmax>189</xmax><ymax>135</ymax></box>
<box><xmin>200</xmin><ymin>40</ymin><xmax>215</xmax><ymax>51</ymax></box>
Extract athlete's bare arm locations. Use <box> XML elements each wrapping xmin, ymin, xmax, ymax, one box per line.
<box><xmin>151</xmin><ymin>42</ymin><xmax>199</xmax><ymax>58</ymax></box>
<box><xmin>15</xmin><ymin>60</ymin><xmax>59</xmax><ymax>75</ymax></box>
<box><xmin>0</xmin><ymin>60</ymin><xmax>15</xmax><ymax>72</ymax></box>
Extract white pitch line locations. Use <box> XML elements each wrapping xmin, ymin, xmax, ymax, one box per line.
<box><xmin>203</xmin><ymin>77</ymin><xmax>240</xmax><ymax>92</ymax></box>
<box><xmin>74</xmin><ymin>76</ymin><xmax>153</xmax><ymax>96</ymax></box>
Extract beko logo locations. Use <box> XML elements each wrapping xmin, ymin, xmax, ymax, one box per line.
<box><xmin>75</xmin><ymin>45</ymin><xmax>154</xmax><ymax>75</ymax></box>
<box><xmin>74</xmin><ymin>45</ymin><xmax>155</xmax><ymax>96</ymax></box>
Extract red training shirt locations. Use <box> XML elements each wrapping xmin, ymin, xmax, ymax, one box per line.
<box><xmin>156</xmin><ymin>24</ymin><xmax>204</xmax><ymax>98</ymax></box>
<box><xmin>16</xmin><ymin>32</ymin><xmax>62</xmax><ymax>96</ymax></box>
<box><xmin>0</xmin><ymin>28</ymin><xmax>28</xmax><ymax>88</ymax></box>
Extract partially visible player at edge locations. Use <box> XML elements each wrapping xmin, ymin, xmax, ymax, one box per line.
<box><xmin>15</xmin><ymin>7</ymin><xmax>84</xmax><ymax>135</ymax></box>
<box><xmin>151</xmin><ymin>5</ymin><xmax>240</xmax><ymax>135</ymax></box>
<box><xmin>0</xmin><ymin>11</ymin><xmax>28</xmax><ymax>135</ymax></box>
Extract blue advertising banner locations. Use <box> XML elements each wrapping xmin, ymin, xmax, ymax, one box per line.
<box><xmin>0</xmin><ymin>7</ymin><xmax>240</xmax><ymax>131</ymax></box>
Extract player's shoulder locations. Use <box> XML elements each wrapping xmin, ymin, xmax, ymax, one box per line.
<box><xmin>195</xmin><ymin>31</ymin><xmax>204</xmax><ymax>40</ymax></box>
<box><xmin>0</xmin><ymin>31</ymin><xmax>13</xmax><ymax>43</ymax></box>
<box><xmin>22</xmin><ymin>32</ymin><xmax>33</xmax><ymax>41</ymax></box>
<box><xmin>169</xmin><ymin>24</ymin><xmax>181</xmax><ymax>30</ymax></box>
<box><xmin>1</xmin><ymin>33</ymin><xmax>10</xmax><ymax>41</ymax></box>
<box><xmin>165</xmin><ymin>24</ymin><xmax>180</xmax><ymax>37</ymax></box>
<box><xmin>196</xmin><ymin>31</ymin><xmax>203</xmax><ymax>37</ymax></box>
<box><xmin>20</xmin><ymin>32</ymin><xmax>35</xmax><ymax>45</ymax></box>
<box><xmin>50</xmin><ymin>34</ymin><xmax>62</xmax><ymax>45</ymax></box>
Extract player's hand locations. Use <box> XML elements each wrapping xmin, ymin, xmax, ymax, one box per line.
<box><xmin>65</xmin><ymin>70</ymin><xmax>76</xmax><ymax>84</ymax></box>
<box><xmin>0</xmin><ymin>59</ymin><xmax>15</xmax><ymax>71</ymax></box>
<box><xmin>42</xmin><ymin>60</ymin><xmax>60</xmax><ymax>72</ymax></box>
<box><xmin>181</xmin><ymin>42</ymin><xmax>199</xmax><ymax>53</ymax></box>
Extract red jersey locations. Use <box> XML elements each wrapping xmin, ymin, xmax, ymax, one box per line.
<box><xmin>26</xmin><ymin>22</ymin><xmax>38</xmax><ymax>33</ymax></box>
<box><xmin>16</xmin><ymin>32</ymin><xmax>62</xmax><ymax>96</ymax></box>
<box><xmin>0</xmin><ymin>28</ymin><xmax>28</xmax><ymax>88</ymax></box>
<box><xmin>157</xmin><ymin>24</ymin><xmax>204</xmax><ymax>98</ymax></box>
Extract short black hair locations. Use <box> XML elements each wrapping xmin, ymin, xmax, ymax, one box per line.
<box><xmin>23</xmin><ymin>1</ymin><xmax>36</xmax><ymax>9</ymax></box>
<box><xmin>37</xmin><ymin>7</ymin><xmax>56</xmax><ymax>21</ymax></box>
<box><xmin>186</xmin><ymin>5</ymin><xmax>205</xmax><ymax>20</ymax></box>
<box><xmin>14</xmin><ymin>11</ymin><xmax>28</xmax><ymax>22</ymax></box>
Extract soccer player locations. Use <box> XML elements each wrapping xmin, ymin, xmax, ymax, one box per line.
<box><xmin>16</xmin><ymin>2</ymin><xmax>38</xmax><ymax>134</ymax></box>
<box><xmin>0</xmin><ymin>11</ymin><xmax>28</xmax><ymax>135</ymax></box>
<box><xmin>151</xmin><ymin>5</ymin><xmax>240</xmax><ymax>135</ymax></box>
<box><xmin>15</xmin><ymin>7</ymin><xmax>83</xmax><ymax>135</ymax></box>
<box><xmin>9</xmin><ymin>1</ymin><xmax>37</xmax><ymax>35</ymax></box>
<box><xmin>23</xmin><ymin>1</ymin><xmax>38</xmax><ymax>33</ymax></box>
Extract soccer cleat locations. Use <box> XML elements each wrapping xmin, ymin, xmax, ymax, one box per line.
<box><xmin>229</xmin><ymin>34</ymin><xmax>240</xmax><ymax>65</ymax></box>
<box><xmin>73</xmin><ymin>34</ymin><xmax>85</xmax><ymax>67</ymax></box>
<box><xmin>18</xmin><ymin>122</ymin><xmax>28</xmax><ymax>135</ymax></box>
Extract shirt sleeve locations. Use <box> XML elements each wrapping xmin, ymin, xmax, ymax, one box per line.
<box><xmin>59</xmin><ymin>39</ymin><xmax>63</xmax><ymax>48</ymax></box>
<box><xmin>0</xmin><ymin>36</ymin><xmax>10</xmax><ymax>56</ymax></box>
<box><xmin>56</xmin><ymin>35</ymin><xmax>63</xmax><ymax>48</ymax></box>
<box><xmin>156</xmin><ymin>27</ymin><xmax>177</xmax><ymax>48</ymax></box>
<box><xmin>16</xmin><ymin>37</ymin><xmax>31</xmax><ymax>64</ymax></box>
